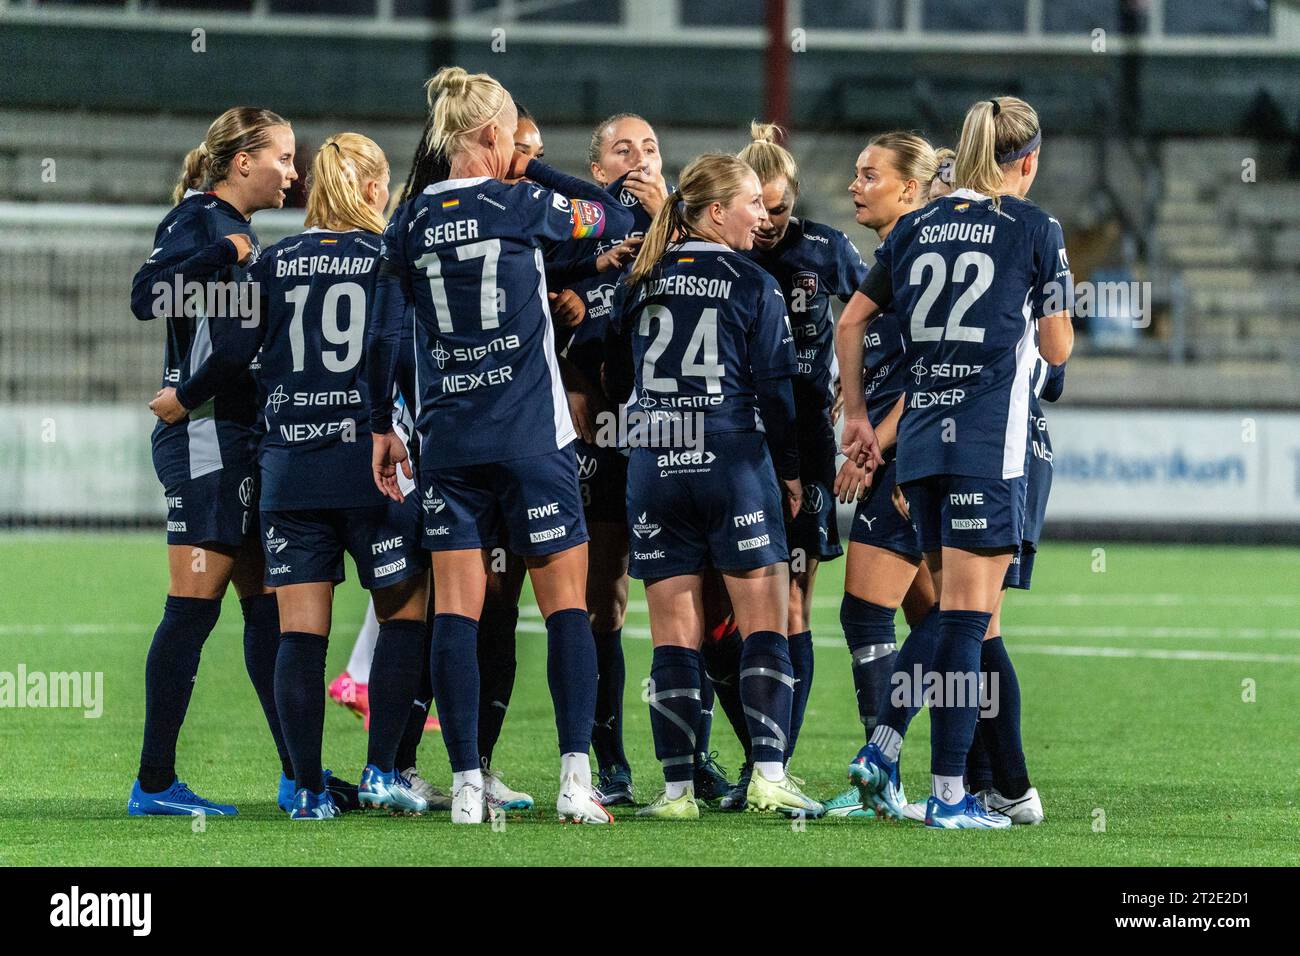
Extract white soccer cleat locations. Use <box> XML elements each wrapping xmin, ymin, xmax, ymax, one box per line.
<box><xmin>451</xmin><ymin>780</ymin><xmax>485</xmax><ymax>825</ymax></box>
<box><xmin>483</xmin><ymin>767</ymin><xmax>534</xmax><ymax>811</ymax></box>
<box><xmin>976</xmin><ymin>786</ymin><xmax>1044</xmax><ymax>825</ymax></box>
<box><xmin>402</xmin><ymin>767</ymin><xmax>452</xmax><ymax>811</ymax></box>
<box><xmin>556</xmin><ymin>772</ymin><xmax>613</xmax><ymax>825</ymax></box>
<box><xmin>901</xmin><ymin>800</ymin><xmax>927</xmax><ymax>822</ymax></box>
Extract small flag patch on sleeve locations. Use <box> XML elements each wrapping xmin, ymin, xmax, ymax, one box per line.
<box><xmin>441</xmin><ymin>198</ymin><xmax>460</xmax><ymax>209</ymax></box>
<box><xmin>569</xmin><ymin>199</ymin><xmax>605</xmax><ymax>239</ymax></box>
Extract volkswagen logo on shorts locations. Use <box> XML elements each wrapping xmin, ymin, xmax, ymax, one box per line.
<box><xmin>237</xmin><ymin>476</ymin><xmax>254</xmax><ymax>508</ymax></box>
<box><xmin>803</xmin><ymin>483</ymin><xmax>824</xmax><ymax>515</ymax></box>
<box><xmin>576</xmin><ymin>454</ymin><xmax>598</xmax><ymax>480</ymax></box>
<box><xmin>266</xmin><ymin>384</ymin><xmax>289</xmax><ymax>414</ymax></box>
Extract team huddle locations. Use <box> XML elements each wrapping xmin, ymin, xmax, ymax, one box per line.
<box><xmin>126</xmin><ymin>65</ymin><xmax>1073</xmax><ymax>829</ymax></box>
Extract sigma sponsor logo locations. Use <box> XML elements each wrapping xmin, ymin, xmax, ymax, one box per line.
<box><xmin>527</xmin><ymin>502</ymin><xmax>560</xmax><ymax>520</ymax></box>
<box><xmin>373</xmin><ymin>558</ymin><xmax>408</xmax><ymax>577</ymax></box>
<box><xmin>737</xmin><ymin>534</ymin><xmax>771</xmax><ymax>551</ymax></box>
<box><xmin>951</xmin><ymin>517</ymin><xmax>988</xmax><ymax>530</ymax></box>
<box><xmin>432</xmin><ymin>340</ymin><xmax>450</xmax><ymax>369</ymax></box>
<box><xmin>529</xmin><ymin>526</ymin><xmax>567</xmax><ymax>544</ymax></box>
<box><xmin>634</xmin><ymin>550</ymin><xmax>666</xmax><ymax>561</ymax></box>
<box><xmin>165</xmin><ymin>496</ymin><xmax>183</xmax><ymax>509</ymax></box>
<box><xmin>909</xmin><ymin>389</ymin><xmax>966</xmax><ymax>408</ymax></box>
<box><xmin>278</xmin><ymin>419</ymin><xmax>356</xmax><ymax>442</ymax></box>
<box><xmin>425</xmin><ymin>526</ymin><xmax>451</xmax><ymax>536</ymax></box>
<box><xmin>166</xmin><ymin>520</ymin><xmax>187</xmax><ymax>532</ymax></box>
<box><xmin>49</xmin><ymin>886</ymin><xmax>151</xmax><ymax>936</ymax></box>
<box><xmin>476</xmin><ymin>192</ymin><xmax>507</xmax><ymax>211</ymax></box>
<box><xmin>371</xmin><ymin>536</ymin><xmax>403</xmax><ymax>555</ymax></box>
<box><xmin>422</xmin><ymin>489</ymin><xmax>446</xmax><ymax>513</ymax></box>
<box><xmin>576</xmin><ymin>454</ymin><xmax>598</xmax><ymax>479</ymax></box>
<box><xmin>452</xmin><ymin>334</ymin><xmax>520</xmax><ymax>363</ymax></box>
<box><xmin>264</xmin><ymin>526</ymin><xmax>288</xmax><ymax>554</ymax></box>
<box><xmin>238</xmin><ymin>476</ymin><xmax>253</xmax><ymax>507</ymax></box>
<box><xmin>733</xmin><ymin>510</ymin><xmax>765</xmax><ymax>528</ymax></box>
<box><xmin>949</xmin><ymin>493</ymin><xmax>985</xmax><ymax>505</ymax></box>
<box><xmin>268</xmin><ymin>564</ymin><xmax>292</xmax><ymax>575</ymax></box>
<box><xmin>803</xmin><ymin>484</ymin><xmax>824</xmax><ymax>514</ymax></box>
<box><xmin>657</xmin><ymin>450</ymin><xmax>717</xmax><ymax>468</ymax></box>
<box><xmin>632</xmin><ymin>512</ymin><xmax>661</xmax><ymax>539</ymax></box>
<box><xmin>265</xmin><ymin>385</ymin><xmax>362</xmax><ymax>414</ymax></box>
<box><xmin>441</xmin><ymin>366</ymin><xmax>513</xmax><ymax>394</ymax></box>
<box><xmin>927</xmin><ymin>362</ymin><xmax>984</xmax><ymax>380</ymax></box>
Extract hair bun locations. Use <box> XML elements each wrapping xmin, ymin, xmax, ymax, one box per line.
<box><xmin>749</xmin><ymin>120</ymin><xmax>783</xmax><ymax>144</ymax></box>
<box><xmin>429</xmin><ymin>66</ymin><xmax>469</xmax><ymax>97</ymax></box>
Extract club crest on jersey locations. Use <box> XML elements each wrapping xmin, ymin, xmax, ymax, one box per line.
<box><xmin>793</xmin><ymin>271</ymin><xmax>818</xmax><ymax>299</ymax></box>
<box><xmin>264</xmin><ymin>526</ymin><xmax>288</xmax><ymax>554</ymax></box>
<box><xmin>576</xmin><ymin>454</ymin><xmax>599</xmax><ymax>480</ymax></box>
<box><xmin>266</xmin><ymin>384</ymin><xmax>290</xmax><ymax>414</ymax></box>
<box><xmin>632</xmin><ymin>512</ymin><xmax>661</xmax><ymax>539</ymax></box>
<box><xmin>570</xmin><ymin>199</ymin><xmax>605</xmax><ymax>239</ymax></box>
<box><xmin>422</xmin><ymin>488</ymin><xmax>446</xmax><ymax>514</ymax></box>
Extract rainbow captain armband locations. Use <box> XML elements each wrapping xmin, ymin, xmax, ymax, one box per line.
<box><xmin>569</xmin><ymin>199</ymin><xmax>605</xmax><ymax>239</ymax></box>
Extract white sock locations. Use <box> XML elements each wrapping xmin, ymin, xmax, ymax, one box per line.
<box><xmin>932</xmin><ymin>775</ymin><xmax>965</xmax><ymax>805</ymax></box>
<box><xmin>665</xmin><ymin>780</ymin><xmax>694</xmax><ymax>800</ymax></box>
<box><xmin>755</xmin><ymin>761</ymin><xmax>784</xmax><ymax>783</ymax></box>
<box><xmin>870</xmin><ymin>724</ymin><xmax>903</xmax><ymax>763</ymax></box>
<box><xmin>453</xmin><ymin>769</ymin><xmax>484</xmax><ymax>793</ymax></box>
<box><xmin>346</xmin><ymin>599</ymin><xmax>380</xmax><ymax>683</ymax></box>
<box><xmin>560</xmin><ymin>752</ymin><xmax>591</xmax><ymax>786</ymax></box>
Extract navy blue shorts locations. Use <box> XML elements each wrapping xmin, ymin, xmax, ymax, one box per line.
<box><xmin>260</xmin><ymin>500</ymin><xmax>428</xmax><ymax>590</ymax></box>
<box><xmin>901</xmin><ymin>474</ymin><xmax>1027</xmax><ymax>554</ymax></box>
<box><xmin>574</xmin><ymin>439</ymin><xmax>629</xmax><ymax>526</ymax></box>
<box><xmin>419</xmin><ymin>442</ymin><xmax>589</xmax><ymax>557</ymax></box>
<box><xmin>848</xmin><ymin>458</ymin><xmax>922</xmax><ymax>561</ymax></box>
<box><xmin>626</xmin><ymin>431</ymin><xmax>788</xmax><ymax>580</ymax></box>
<box><xmin>786</xmin><ymin>418</ymin><xmax>842</xmax><ymax>563</ymax></box>
<box><xmin>161</xmin><ymin>463</ymin><xmax>257</xmax><ymax>548</ymax></box>
<box><xmin>1003</xmin><ymin>541</ymin><xmax>1037</xmax><ymax>590</ymax></box>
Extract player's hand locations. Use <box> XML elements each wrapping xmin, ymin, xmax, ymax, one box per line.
<box><xmin>372</xmin><ymin>431</ymin><xmax>412</xmax><ymax>503</ymax></box>
<box><xmin>565</xmin><ymin>376</ymin><xmax>608</xmax><ymax>445</ymax></box>
<box><xmin>780</xmin><ymin>476</ymin><xmax>803</xmax><ymax>522</ymax></box>
<box><xmin>224</xmin><ymin>233</ymin><xmax>254</xmax><ymax>265</ymax></box>
<box><xmin>596</xmin><ymin>235</ymin><xmax>643</xmax><ymax>273</ymax></box>
<box><xmin>892</xmin><ymin>484</ymin><xmax>911</xmax><ymax>521</ymax></box>
<box><xmin>148</xmin><ymin>387</ymin><xmax>188</xmax><ymax>424</ymax></box>
<box><xmin>833</xmin><ymin>457</ymin><xmax>871</xmax><ymax>504</ymax></box>
<box><xmin>830</xmin><ymin>379</ymin><xmax>844</xmax><ymax>426</ymax></box>
<box><xmin>548</xmin><ymin>289</ymin><xmax>586</xmax><ymax>329</ymax></box>
<box><xmin>840</xmin><ymin>414</ymin><xmax>884</xmax><ymax>471</ymax></box>
<box><xmin>623</xmin><ymin>167</ymin><xmax>668</xmax><ymax>217</ymax></box>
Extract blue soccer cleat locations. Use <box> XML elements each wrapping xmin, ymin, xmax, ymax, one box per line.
<box><xmin>127</xmin><ymin>778</ymin><xmax>238</xmax><ymax>817</ymax></box>
<box><xmin>288</xmin><ymin>787</ymin><xmax>339</xmax><ymax>821</ymax></box>
<box><xmin>821</xmin><ymin>786</ymin><xmax>876</xmax><ymax>818</ymax></box>
<box><xmin>596</xmin><ymin>765</ymin><xmax>635</xmax><ymax>807</ymax></box>
<box><xmin>358</xmin><ymin>764</ymin><xmax>428</xmax><ymax>814</ymax></box>
<box><xmin>848</xmin><ymin>743</ymin><xmax>908</xmax><ymax>820</ymax></box>
<box><xmin>279</xmin><ymin>769</ymin><xmax>359</xmax><ymax>813</ymax></box>
<box><xmin>924</xmin><ymin>793</ymin><xmax>1012</xmax><ymax>829</ymax></box>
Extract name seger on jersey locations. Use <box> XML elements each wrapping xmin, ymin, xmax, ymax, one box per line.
<box><xmin>869</xmin><ymin>189</ymin><xmax>1073</xmax><ymax>482</ymax></box>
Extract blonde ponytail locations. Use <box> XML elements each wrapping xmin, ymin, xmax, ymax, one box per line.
<box><xmin>737</xmin><ymin>120</ymin><xmax>799</xmax><ymax>193</ymax></box>
<box><xmin>627</xmin><ymin>152</ymin><xmax>756</xmax><ymax>287</ymax></box>
<box><xmin>867</xmin><ymin>131</ymin><xmax>939</xmax><ymax>204</ymax></box>
<box><xmin>304</xmin><ymin>133</ymin><xmax>389</xmax><ymax>235</ymax></box>
<box><xmin>172</xmin><ymin>106</ymin><xmax>290</xmax><ymax>205</ymax></box>
<box><xmin>953</xmin><ymin>96</ymin><xmax>1040</xmax><ymax>206</ymax></box>
<box><xmin>425</xmin><ymin>66</ymin><xmax>514</xmax><ymax>158</ymax></box>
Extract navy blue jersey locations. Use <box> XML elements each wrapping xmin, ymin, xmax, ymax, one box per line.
<box><xmin>866</xmin><ymin>190</ymin><xmax>1072</xmax><ymax>482</ymax></box>
<box><xmin>131</xmin><ymin>190</ymin><xmax>261</xmax><ymax>483</ymax></box>
<box><xmin>1024</xmin><ymin>358</ymin><xmax>1065</xmax><ymax>544</ymax></box>
<box><xmin>863</xmin><ymin>308</ymin><xmax>909</xmax><ymax>429</ymax></box>
<box><xmin>374</xmin><ymin>176</ymin><xmax>620</xmax><ymax>468</ymax></box>
<box><xmin>610</xmin><ymin>239</ymin><xmax>796</xmax><ymax>436</ymax></box>
<box><xmin>746</xmin><ymin>218</ymin><xmax>868</xmax><ymax>412</ymax></box>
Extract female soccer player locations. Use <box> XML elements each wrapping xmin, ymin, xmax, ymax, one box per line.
<box><xmin>151</xmin><ymin>133</ymin><xmax>435</xmax><ymax>820</ymax></box>
<box><xmin>605</xmin><ymin>152</ymin><xmax>823</xmax><ymax>820</ymax></box>
<box><xmin>738</xmin><ymin>121</ymin><xmax>870</xmax><ymax>774</ymax></box>
<box><xmin>838</xmin><ymin>96</ymin><xmax>1073</xmax><ymax>829</ymax></box>
<box><xmin>127</xmin><ymin>107</ymin><xmax>300</xmax><ymax>817</ymax></box>
<box><xmin>367</xmin><ymin>66</ymin><xmax>631</xmax><ymax>824</ymax></box>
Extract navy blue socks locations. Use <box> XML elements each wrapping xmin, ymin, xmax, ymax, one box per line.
<box><xmin>274</xmin><ymin>631</ymin><xmax>328</xmax><ymax>794</ymax></box>
<box><xmin>841</xmin><ymin>594</ymin><xmax>898</xmax><ymax>738</ymax></box>
<box><xmin>648</xmin><ymin>645</ymin><xmax>703</xmax><ymax>784</ymax></box>
<box><xmin>875</xmin><ymin>603</ymin><xmax>940</xmax><ymax>738</ymax></box>
<box><xmin>366</xmin><ymin>618</ymin><xmax>426</xmax><ymax>773</ymax></box>
<box><xmin>591</xmin><ymin>628</ymin><xmax>628</xmax><ymax>770</ymax></box>
<box><xmin>545</xmin><ymin>608</ymin><xmax>598</xmax><ymax>756</ymax></box>
<box><xmin>786</xmin><ymin>629</ymin><xmax>814</xmax><ymax>762</ymax></box>
<box><xmin>476</xmin><ymin>602</ymin><xmax>518</xmax><ymax>767</ymax></box>
<box><xmin>738</xmin><ymin>631</ymin><xmax>794</xmax><ymax>770</ymax></box>
<box><xmin>702</xmin><ymin>624</ymin><xmax>750</xmax><ymax>761</ymax></box>
<box><xmin>979</xmin><ymin>636</ymin><xmax>1030</xmax><ymax>797</ymax></box>
<box><xmin>240</xmin><ymin>593</ymin><xmax>293</xmax><ymax>779</ymax></box>
<box><xmin>430</xmin><ymin>613</ymin><xmax>481</xmax><ymax>773</ymax></box>
<box><xmin>138</xmin><ymin>594</ymin><xmax>222</xmax><ymax>792</ymax></box>
<box><xmin>929</xmin><ymin>609</ymin><xmax>993</xmax><ymax>781</ymax></box>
